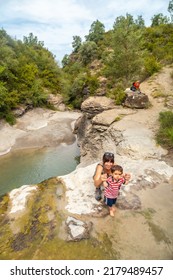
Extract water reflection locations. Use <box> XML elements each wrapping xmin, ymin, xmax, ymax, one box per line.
<box><xmin>0</xmin><ymin>141</ymin><xmax>79</xmax><ymax>196</ymax></box>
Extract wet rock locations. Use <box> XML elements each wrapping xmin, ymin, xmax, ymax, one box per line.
<box><xmin>116</xmin><ymin>192</ymin><xmax>141</xmax><ymax>210</ymax></box>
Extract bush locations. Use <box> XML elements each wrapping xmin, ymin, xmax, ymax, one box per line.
<box><xmin>156</xmin><ymin>111</ymin><xmax>173</xmax><ymax>148</ymax></box>
<box><xmin>144</xmin><ymin>56</ymin><xmax>161</xmax><ymax>76</ymax></box>
<box><xmin>107</xmin><ymin>83</ymin><xmax>126</xmax><ymax>105</ymax></box>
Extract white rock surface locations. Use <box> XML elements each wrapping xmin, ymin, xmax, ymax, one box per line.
<box><xmin>9</xmin><ymin>185</ymin><xmax>37</xmax><ymax>214</ymax></box>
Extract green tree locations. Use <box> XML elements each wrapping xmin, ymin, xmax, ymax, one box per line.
<box><xmin>135</xmin><ymin>15</ymin><xmax>145</xmax><ymax>27</ymax></box>
<box><xmin>72</xmin><ymin>35</ymin><xmax>82</xmax><ymax>53</ymax></box>
<box><xmin>168</xmin><ymin>0</ymin><xmax>173</xmax><ymax>22</ymax></box>
<box><xmin>79</xmin><ymin>41</ymin><xmax>98</xmax><ymax>65</ymax></box>
<box><xmin>62</xmin><ymin>54</ymin><xmax>70</xmax><ymax>67</ymax></box>
<box><xmin>23</xmin><ymin>33</ymin><xmax>44</xmax><ymax>47</ymax></box>
<box><xmin>151</xmin><ymin>13</ymin><xmax>169</xmax><ymax>26</ymax></box>
<box><xmin>85</xmin><ymin>20</ymin><xmax>105</xmax><ymax>43</ymax></box>
<box><xmin>144</xmin><ymin>24</ymin><xmax>173</xmax><ymax>65</ymax></box>
<box><xmin>104</xmin><ymin>14</ymin><xmax>145</xmax><ymax>83</ymax></box>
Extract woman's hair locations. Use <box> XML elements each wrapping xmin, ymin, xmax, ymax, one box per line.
<box><xmin>111</xmin><ymin>164</ymin><xmax>123</xmax><ymax>174</ymax></box>
<box><xmin>103</xmin><ymin>152</ymin><xmax>114</xmax><ymax>163</ymax></box>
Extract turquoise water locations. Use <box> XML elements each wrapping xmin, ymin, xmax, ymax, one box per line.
<box><xmin>0</xmin><ymin>141</ymin><xmax>80</xmax><ymax>196</ymax></box>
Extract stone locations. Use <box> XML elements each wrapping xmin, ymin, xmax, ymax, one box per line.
<box><xmin>65</xmin><ymin>216</ymin><xmax>93</xmax><ymax>241</ymax></box>
<box><xmin>124</xmin><ymin>92</ymin><xmax>149</xmax><ymax>109</ymax></box>
<box><xmin>81</xmin><ymin>96</ymin><xmax>116</xmax><ymax>115</ymax></box>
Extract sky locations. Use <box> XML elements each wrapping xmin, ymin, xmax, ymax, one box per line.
<box><xmin>0</xmin><ymin>0</ymin><xmax>170</xmax><ymax>64</ymax></box>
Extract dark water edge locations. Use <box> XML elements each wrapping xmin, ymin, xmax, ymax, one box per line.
<box><xmin>0</xmin><ymin>141</ymin><xmax>80</xmax><ymax>197</ymax></box>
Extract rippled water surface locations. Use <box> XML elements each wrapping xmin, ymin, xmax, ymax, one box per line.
<box><xmin>0</xmin><ymin>141</ymin><xmax>79</xmax><ymax>196</ymax></box>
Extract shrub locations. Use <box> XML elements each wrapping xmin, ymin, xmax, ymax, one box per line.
<box><xmin>107</xmin><ymin>83</ymin><xmax>126</xmax><ymax>105</ymax></box>
<box><xmin>156</xmin><ymin>111</ymin><xmax>173</xmax><ymax>148</ymax></box>
<box><xmin>144</xmin><ymin>56</ymin><xmax>162</xmax><ymax>76</ymax></box>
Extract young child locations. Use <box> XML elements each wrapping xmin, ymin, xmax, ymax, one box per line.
<box><xmin>103</xmin><ymin>165</ymin><xmax>129</xmax><ymax>217</ymax></box>
<box><xmin>130</xmin><ymin>81</ymin><xmax>141</xmax><ymax>93</ymax></box>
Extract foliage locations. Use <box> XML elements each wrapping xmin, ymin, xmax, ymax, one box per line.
<box><xmin>0</xmin><ymin>7</ymin><xmax>173</xmax><ymax>117</ymax></box>
<box><xmin>144</xmin><ymin>55</ymin><xmax>161</xmax><ymax>76</ymax></box>
<box><xmin>156</xmin><ymin>111</ymin><xmax>173</xmax><ymax>148</ymax></box>
<box><xmin>102</xmin><ymin>14</ymin><xmax>145</xmax><ymax>85</ymax></box>
<box><xmin>143</xmin><ymin>24</ymin><xmax>173</xmax><ymax>65</ymax></box>
<box><xmin>168</xmin><ymin>0</ymin><xmax>173</xmax><ymax>22</ymax></box>
<box><xmin>85</xmin><ymin>20</ymin><xmax>105</xmax><ymax>44</ymax></box>
<box><xmin>151</xmin><ymin>13</ymin><xmax>169</xmax><ymax>26</ymax></box>
<box><xmin>0</xmin><ymin>30</ymin><xmax>64</xmax><ymax>123</ymax></box>
<box><xmin>79</xmin><ymin>41</ymin><xmax>98</xmax><ymax>65</ymax></box>
<box><xmin>68</xmin><ymin>72</ymin><xmax>99</xmax><ymax>108</ymax></box>
<box><xmin>107</xmin><ymin>83</ymin><xmax>126</xmax><ymax>105</ymax></box>
<box><xmin>72</xmin><ymin>36</ymin><xmax>82</xmax><ymax>53</ymax></box>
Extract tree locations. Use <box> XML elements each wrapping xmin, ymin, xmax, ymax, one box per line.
<box><xmin>135</xmin><ymin>15</ymin><xmax>145</xmax><ymax>28</ymax></box>
<box><xmin>79</xmin><ymin>41</ymin><xmax>98</xmax><ymax>65</ymax></box>
<box><xmin>168</xmin><ymin>0</ymin><xmax>173</xmax><ymax>22</ymax></box>
<box><xmin>85</xmin><ymin>20</ymin><xmax>105</xmax><ymax>43</ymax></box>
<box><xmin>106</xmin><ymin>14</ymin><xmax>144</xmax><ymax>82</ymax></box>
<box><xmin>72</xmin><ymin>36</ymin><xmax>82</xmax><ymax>53</ymax></box>
<box><xmin>23</xmin><ymin>33</ymin><xmax>44</xmax><ymax>47</ymax></box>
<box><xmin>62</xmin><ymin>54</ymin><xmax>70</xmax><ymax>68</ymax></box>
<box><xmin>151</xmin><ymin>13</ymin><xmax>169</xmax><ymax>26</ymax></box>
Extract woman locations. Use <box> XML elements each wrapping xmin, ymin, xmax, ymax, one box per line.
<box><xmin>93</xmin><ymin>152</ymin><xmax>130</xmax><ymax>201</ymax></box>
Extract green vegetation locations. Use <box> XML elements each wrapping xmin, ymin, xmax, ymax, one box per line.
<box><xmin>0</xmin><ymin>1</ymin><xmax>173</xmax><ymax>122</ymax></box>
<box><xmin>0</xmin><ymin>30</ymin><xmax>65</xmax><ymax>123</ymax></box>
<box><xmin>156</xmin><ymin>111</ymin><xmax>173</xmax><ymax>149</ymax></box>
<box><xmin>0</xmin><ymin>178</ymin><xmax>118</xmax><ymax>260</ymax></box>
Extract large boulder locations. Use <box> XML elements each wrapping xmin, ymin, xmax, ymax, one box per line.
<box><xmin>124</xmin><ymin>92</ymin><xmax>149</xmax><ymax>109</ymax></box>
<box><xmin>81</xmin><ymin>96</ymin><xmax>116</xmax><ymax>115</ymax></box>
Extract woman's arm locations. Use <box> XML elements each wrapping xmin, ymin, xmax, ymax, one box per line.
<box><xmin>102</xmin><ymin>180</ymin><xmax>108</xmax><ymax>188</ymax></box>
<box><xmin>93</xmin><ymin>164</ymin><xmax>107</xmax><ymax>187</ymax></box>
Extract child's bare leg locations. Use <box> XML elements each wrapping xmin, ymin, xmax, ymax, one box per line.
<box><xmin>109</xmin><ymin>207</ymin><xmax>115</xmax><ymax>217</ymax></box>
<box><xmin>112</xmin><ymin>205</ymin><xmax>116</xmax><ymax>212</ymax></box>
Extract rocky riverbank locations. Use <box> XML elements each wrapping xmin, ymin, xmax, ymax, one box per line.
<box><xmin>0</xmin><ymin>66</ymin><xmax>173</xmax><ymax>260</ymax></box>
<box><xmin>0</xmin><ymin>108</ymin><xmax>81</xmax><ymax>156</ymax></box>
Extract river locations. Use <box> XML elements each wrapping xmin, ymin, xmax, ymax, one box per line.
<box><xmin>0</xmin><ymin>141</ymin><xmax>79</xmax><ymax>196</ymax></box>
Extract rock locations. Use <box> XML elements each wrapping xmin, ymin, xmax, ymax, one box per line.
<box><xmin>81</xmin><ymin>96</ymin><xmax>116</xmax><ymax>115</ymax></box>
<box><xmin>9</xmin><ymin>185</ymin><xmax>37</xmax><ymax>214</ymax></box>
<box><xmin>116</xmin><ymin>122</ymin><xmax>167</xmax><ymax>160</ymax></box>
<box><xmin>92</xmin><ymin>108</ymin><xmax>136</xmax><ymax>126</ymax></box>
<box><xmin>117</xmin><ymin>192</ymin><xmax>141</xmax><ymax>210</ymax></box>
<box><xmin>124</xmin><ymin>92</ymin><xmax>149</xmax><ymax>109</ymax></box>
<box><xmin>65</xmin><ymin>216</ymin><xmax>92</xmax><ymax>241</ymax></box>
<box><xmin>59</xmin><ymin>159</ymin><xmax>173</xmax><ymax>215</ymax></box>
<box><xmin>47</xmin><ymin>94</ymin><xmax>66</xmax><ymax>111</ymax></box>
<box><xmin>12</xmin><ymin>105</ymin><xmax>32</xmax><ymax>117</ymax></box>
<box><xmin>165</xmin><ymin>96</ymin><xmax>173</xmax><ymax>109</ymax></box>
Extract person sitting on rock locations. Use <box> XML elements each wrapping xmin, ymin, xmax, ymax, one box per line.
<box><xmin>102</xmin><ymin>164</ymin><xmax>129</xmax><ymax>216</ymax></box>
<box><xmin>130</xmin><ymin>81</ymin><xmax>141</xmax><ymax>93</ymax></box>
<box><xmin>93</xmin><ymin>152</ymin><xmax>131</xmax><ymax>201</ymax></box>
